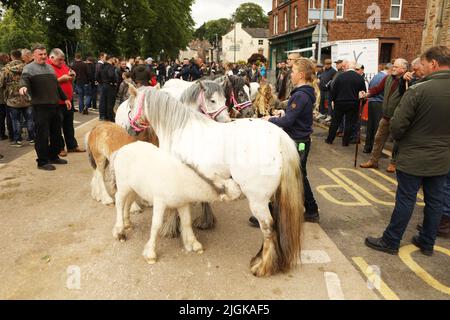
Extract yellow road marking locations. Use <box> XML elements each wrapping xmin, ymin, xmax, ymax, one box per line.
<box><xmin>333</xmin><ymin>168</ymin><xmax>396</xmax><ymax>206</ymax></box>
<box><xmin>370</xmin><ymin>169</ymin><xmax>425</xmax><ymax>206</ymax></box>
<box><xmin>399</xmin><ymin>244</ymin><xmax>450</xmax><ymax>295</ymax></box>
<box><xmin>317</xmin><ymin>168</ymin><xmax>371</xmax><ymax>206</ymax></box>
<box><xmin>352</xmin><ymin>256</ymin><xmax>400</xmax><ymax>300</ymax></box>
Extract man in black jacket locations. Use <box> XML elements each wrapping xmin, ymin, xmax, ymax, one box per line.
<box><xmin>325</xmin><ymin>61</ymin><xmax>367</xmax><ymax>146</ymax></box>
<box><xmin>190</xmin><ymin>58</ymin><xmax>204</xmax><ymax>81</ymax></box>
<box><xmin>318</xmin><ymin>59</ymin><xmax>337</xmax><ymax>120</ymax></box>
<box><xmin>19</xmin><ymin>44</ymin><xmax>71</xmax><ymax>171</ymax></box>
<box><xmin>98</xmin><ymin>55</ymin><xmax>118</xmax><ymax>122</ymax></box>
<box><xmin>71</xmin><ymin>53</ymin><xmax>90</xmax><ymax>114</ymax></box>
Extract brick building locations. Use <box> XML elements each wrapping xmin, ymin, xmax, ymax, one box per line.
<box><xmin>421</xmin><ymin>0</ymin><xmax>450</xmax><ymax>50</ymax></box>
<box><xmin>268</xmin><ymin>0</ymin><xmax>427</xmax><ymax>68</ymax></box>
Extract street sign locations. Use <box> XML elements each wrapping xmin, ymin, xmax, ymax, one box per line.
<box><xmin>312</xmin><ymin>24</ymin><xmax>328</xmax><ymax>43</ymax></box>
<box><xmin>308</xmin><ymin>8</ymin><xmax>335</xmax><ymax>20</ymax></box>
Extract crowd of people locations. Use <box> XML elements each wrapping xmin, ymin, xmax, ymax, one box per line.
<box><xmin>0</xmin><ymin>41</ymin><xmax>448</xmax><ymax>255</ymax></box>
<box><xmin>269</xmin><ymin>45</ymin><xmax>450</xmax><ymax>251</ymax></box>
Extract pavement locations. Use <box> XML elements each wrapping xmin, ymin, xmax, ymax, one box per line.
<box><xmin>0</xmin><ymin>112</ymin><xmax>448</xmax><ymax>300</ymax></box>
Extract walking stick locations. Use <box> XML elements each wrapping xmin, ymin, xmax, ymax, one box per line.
<box><xmin>354</xmin><ymin>99</ymin><xmax>365</xmax><ymax>168</ymax></box>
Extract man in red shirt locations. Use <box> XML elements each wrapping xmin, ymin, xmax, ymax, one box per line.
<box><xmin>47</xmin><ymin>48</ymin><xmax>85</xmax><ymax>156</ymax></box>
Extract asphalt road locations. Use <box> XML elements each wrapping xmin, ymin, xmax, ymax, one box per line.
<box><xmin>0</xmin><ymin>111</ymin><xmax>448</xmax><ymax>300</ymax></box>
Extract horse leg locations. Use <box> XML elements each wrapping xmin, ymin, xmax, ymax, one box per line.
<box><xmin>130</xmin><ymin>201</ymin><xmax>142</xmax><ymax>214</ymax></box>
<box><xmin>159</xmin><ymin>208</ymin><xmax>180</xmax><ymax>238</ymax></box>
<box><xmin>97</xmin><ymin>161</ymin><xmax>114</xmax><ymax>205</ymax></box>
<box><xmin>178</xmin><ymin>205</ymin><xmax>203</xmax><ymax>254</ymax></box>
<box><xmin>247</xmin><ymin>198</ymin><xmax>280</xmax><ymax>277</ymax></box>
<box><xmin>142</xmin><ymin>200</ymin><xmax>166</xmax><ymax>264</ymax></box>
<box><xmin>112</xmin><ymin>190</ymin><xmax>128</xmax><ymax>242</ymax></box>
<box><xmin>193</xmin><ymin>202</ymin><xmax>216</xmax><ymax>230</ymax></box>
<box><xmin>90</xmin><ymin>170</ymin><xmax>101</xmax><ymax>202</ymax></box>
<box><xmin>123</xmin><ymin>192</ymin><xmax>137</xmax><ymax>231</ymax></box>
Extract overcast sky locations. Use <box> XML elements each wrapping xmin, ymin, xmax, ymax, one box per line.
<box><xmin>191</xmin><ymin>0</ymin><xmax>272</xmax><ymax>28</ymax></box>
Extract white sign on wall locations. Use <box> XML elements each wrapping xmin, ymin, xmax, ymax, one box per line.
<box><xmin>331</xmin><ymin>39</ymin><xmax>379</xmax><ymax>81</ymax></box>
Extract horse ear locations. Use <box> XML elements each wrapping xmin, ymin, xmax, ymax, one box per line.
<box><xmin>198</xmin><ymin>80</ymin><xmax>206</xmax><ymax>91</ymax></box>
<box><xmin>128</xmin><ymin>83</ymin><xmax>138</xmax><ymax>98</ymax></box>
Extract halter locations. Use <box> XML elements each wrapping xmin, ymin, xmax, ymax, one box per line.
<box><xmin>230</xmin><ymin>90</ymin><xmax>252</xmax><ymax>112</ymax></box>
<box><xmin>197</xmin><ymin>89</ymin><xmax>228</xmax><ymax>120</ymax></box>
<box><xmin>128</xmin><ymin>90</ymin><xmax>150</xmax><ymax>132</ymax></box>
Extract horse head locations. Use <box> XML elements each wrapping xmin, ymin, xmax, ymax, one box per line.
<box><xmin>182</xmin><ymin>80</ymin><xmax>230</xmax><ymax>123</ymax></box>
<box><xmin>224</xmin><ymin>75</ymin><xmax>253</xmax><ymax>118</ymax></box>
<box><xmin>126</xmin><ymin>87</ymin><xmax>151</xmax><ymax>137</ymax></box>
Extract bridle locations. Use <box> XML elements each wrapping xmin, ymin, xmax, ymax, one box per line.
<box><xmin>230</xmin><ymin>90</ymin><xmax>252</xmax><ymax>112</ymax></box>
<box><xmin>197</xmin><ymin>89</ymin><xmax>228</xmax><ymax>120</ymax></box>
<box><xmin>128</xmin><ymin>89</ymin><xmax>150</xmax><ymax>132</ymax></box>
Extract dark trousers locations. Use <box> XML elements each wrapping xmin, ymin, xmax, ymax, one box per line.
<box><xmin>295</xmin><ymin>138</ymin><xmax>318</xmax><ymax>214</ymax></box>
<box><xmin>0</xmin><ymin>103</ymin><xmax>13</xmax><ymax>138</ymax></box>
<box><xmin>98</xmin><ymin>84</ymin><xmax>107</xmax><ymax>120</ymax></box>
<box><xmin>383</xmin><ymin>170</ymin><xmax>446</xmax><ymax>250</ymax></box>
<box><xmin>58</xmin><ymin>105</ymin><xmax>78</xmax><ymax>151</ymax></box>
<box><xmin>33</xmin><ymin>105</ymin><xmax>62</xmax><ymax>166</ymax></box>
<box><xmin>364</xmin><ymin>101</ymin><xmax>383</xmax><ymax>152</ymax></box>
<box><xmin>327</xmin><ymin>102</ymin><xmax>359</xmax><ymax>145</ymax></box>
<box><xmin>319</xmin><ymin>91</ymin><xmax>331</xmax><ymax>116</ymax></box>
<box><xmin>103</xmin><ymin>84</ymin><xmax>117</xmax><ymax>122</ymax></box>
<box><xmin>8</xmin><ymin>106</ymin><xmax>35</xmax><ymax>142</ymax></box>
<box><xmin>91</xmin><ymin>84</ymin><xmax>98</xmax><ymax>108</ymax></box>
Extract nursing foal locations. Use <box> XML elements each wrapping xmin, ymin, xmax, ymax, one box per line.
<box><xmin>109</xmin><ymin>141</ymin><xmax>238</xmax><ymax>264</ymax></box>
<box><xmin>86</xmin><ymin>122</ymin><xmax>158</xmax><ymax>205</ymax></box>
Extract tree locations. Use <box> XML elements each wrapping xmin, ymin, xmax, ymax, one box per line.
<box><xmin>0</xmin><ymin>0</ymin><xmax>195</xmax><ymax>59</ymax></box>
<box><xmin>0</xmin><ymin>4</ymin><xmax>48</xmax><ymax>52</ymax></box>
<box><xmin>232</xmin><ymin>2</ymin><xmax>269</xmax><ymax>28</ymax></box>
<box><xmin>194</xmin><ymin>18</ymin><xmax>232</xmax><ymax>46</ymax></box>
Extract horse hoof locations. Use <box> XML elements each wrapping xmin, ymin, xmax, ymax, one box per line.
<box><xmin>146</xmin><ymin>258</ymin><xmax>157</xmax><ymax>265</ymax></box>
<box><xmin>192</xmin><ymin>241</ymin><xmax>204</xmax><ymax>254</ymax></box>
<box><xmin>113</xmin><ymin>227</ymin><xmax>127</xmax><ymax>242</ymax></box>
<box><xmin>124</xmin><ymin>224</ymin><xmax>133</xmax><ymax>231</ymax></box>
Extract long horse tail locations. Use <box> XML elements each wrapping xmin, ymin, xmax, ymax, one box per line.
<box><xmin>103</xmin><ymin>151</ymin><xmax>118</xmax><ymax>199</ymax></box>
<box><xmin>85</xmin><ymin>131</ymin><xmax>97</xmax><ymax>170</ymax></box>
<box><xmin>273</xmin><ymin>132</ymin><xmax>303</xmax><ymax>272</ymax></box>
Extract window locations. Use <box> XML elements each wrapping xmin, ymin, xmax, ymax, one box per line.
<box><xmin>273</xmin><ymin>15</ymin><xmax>278</xmax><ymax>34</ymax></box>
<box><xmin>294</xmin><ymin>6</ymin><xmax>298</xmax><ymax>28</ymax></box>
<box><xmin>308</xmin><ymin>0</ymin><xmax>315</xmax><ymax>23</ymax></box>
<box><xmin>275</xmin><ymin>0</ymin><xmax>277</xmax><ymax>8</ymax></box>
<box><xmin>379</xmin><ymin>43</ymin><xmax>394</xmax><ymax>64</ymax></box>
<box><xmin>336</xmin><ymin>0</ymin><xmax>345</xmax><ymax>19</ymax></box>
<box><xmin>284</xmin><ymin>11</ymin><xmax>288</xmax><ymax>31</ymax></box>
<box><xmin>258</xmin><ymin>40</ymin><xmax>264</xmax><ymax>45</ymax></box>
<box><xmin>390</xmin><ymin>0</ymin><xmax>402</xmax><ymax>20</ymax></box>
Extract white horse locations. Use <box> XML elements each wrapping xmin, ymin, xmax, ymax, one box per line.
<box><xmin>125</xmin><ymin>87</ymin><xmax>304</xmax><ymax>276</ymax></box>
<box><xmin>108</xmin><ymin>141</ymin><xmax>239</xmax><ymax>264</ymax></box>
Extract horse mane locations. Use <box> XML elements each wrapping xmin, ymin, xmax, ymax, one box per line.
<box><xmin>138</xmin><ymin>88</ymin><xmax>210</xmax><ymax>147</ymax></box>
<box><xmin>180</xmin><ymin>80</ymin><xmax>224</xmax><ymax>105</ymax></box>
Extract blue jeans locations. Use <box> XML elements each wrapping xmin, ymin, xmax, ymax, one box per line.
<box><xmin>76</xmin><ymin>84</ymin><xmax>92</xmax><ymax>112</ymax></box>
<box><xmin>443</xmin><ymin>170</ymin><xmax>450</xmax><ymax>218</ymax></box>
<box><xmin>383</xmin><ymin>170</ymin><xmax>447</xmax><ymax>250</ymax></box>
<box><xmin>8</xmin><ymin>106</ymin><xmax>35</xmax><ymax>142</ymax></box>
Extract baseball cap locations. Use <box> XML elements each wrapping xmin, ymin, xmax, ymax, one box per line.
<box><xmin>145</xmin><ymin>57</ymin><xmax>153</xmax><ymax>63</ymax></box>
<box><xmin>334</xmin><ymin>59</ymin><xmax>343</xmax><ymax>64</ymax></box>
<box><xmin>316</xmin><ymin>63</ymin><xmax>324</xmax><ymax>68</ymax></box>
<box><xmin>324</xmin><ymin>59</ymin><xmax>332</xmax><ymax>65</ymax></box>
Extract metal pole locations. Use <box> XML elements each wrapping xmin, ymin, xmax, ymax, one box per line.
<box><xmin>318</xmin><ymin>0</ymin><xmax>325</xmax><ymax>63</ymax></box>
<box><xmin>234</xmin><ymin>23</ymin><xmax>236</xmax><ymax>63</ymax></box>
